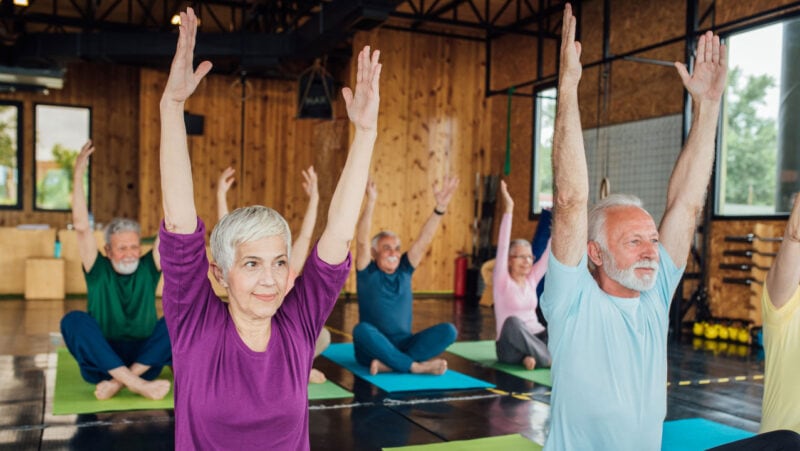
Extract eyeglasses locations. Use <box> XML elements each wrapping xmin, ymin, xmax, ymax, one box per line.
<box><xmin>509</xmin><ymin>255</ymin><xmax>534</xmax><ymax>262</ymax></box>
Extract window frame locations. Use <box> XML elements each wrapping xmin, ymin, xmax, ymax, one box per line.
<box><xmin>0</xmin><ymin>100</ymin><xmax>23</xmax><ymax>210</ymax></box>
<box><xmin>33</xmin><ymin>103</ymin><xmax>93</xmax><ymax>212</ymax></box>
<box><xmin>529</xmin><ymin>83</ymin><xmax>557</xmax><ymax>220</ymax></box>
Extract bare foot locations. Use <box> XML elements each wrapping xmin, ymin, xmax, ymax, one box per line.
<box><xmin>522</xmin><ymin>356</ymin><xmax>537</xmax><ymax>371</ymax></box>
<box><xmin>129</xmin><ymin>379</ymin><xmax>171</xmax><ymax>400</ymax></box>
<box><xmin>410</xmin><ymin>358</ymin><xmax>448</xmax><ymax>375</ymax></box>
<box><xmin>309</xmin><ymin>368</ymin><xmax>327</xmax><ymax>384</ymax></box>
<box><xmin>369</xmin><ymin>359</ymin><xmax>392</xmax><ymax>375</ymax></box>
<box><xmin>94</xmin><ymin>379</ymin><xmax>123</xmax><ymax>400</ymax></box>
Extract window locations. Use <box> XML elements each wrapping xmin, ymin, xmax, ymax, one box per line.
<box><xmin>716</xmin><ymin>19</ymin><xmax>799</xmax><ymax>216</ymax></box>
<box><xmin>530</xmin><ymin>86</ymin><xmax>556</xmax><ymax>217</ymax></box>
<box><xmin>0</xmin><ymin>101</ymin><xmax>22</xmax><ymax>209</ymax></box>
<box><xmin>34</xmin><ymin>104</ymin><xmax>91</xmax><ymax>211</ymax></box>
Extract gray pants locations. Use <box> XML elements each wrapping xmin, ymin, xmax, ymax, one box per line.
<box><xmin>495</xmin><ymin>316</ymin><xmax>552</xmax><ymax>367</ymax></box>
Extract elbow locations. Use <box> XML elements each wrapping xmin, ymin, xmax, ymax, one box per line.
<box><xmin>553</xmin><ymin>187</ymin><xmax>588</xmax><ymax>212</ymax></box>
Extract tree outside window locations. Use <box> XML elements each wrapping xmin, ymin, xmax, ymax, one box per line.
<box><xmin>34</xmin><ymin>104</ymin><xmax>91</xmax><ymax>211</ymax></box>
<box><xmin>531</xmin><ymin>86</ymin><xmax>555</xmax><ymax>217</ymax></box>
<box><xmin>0</xmin><ymin>103</ymin><xmax>21</xmax><ymax>209</ymax></box>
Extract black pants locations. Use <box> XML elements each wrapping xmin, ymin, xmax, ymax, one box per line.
<box><xmin>707</xmin><ymin>430</ymin><xmax>800</xmax><ymax>451</ymax></box>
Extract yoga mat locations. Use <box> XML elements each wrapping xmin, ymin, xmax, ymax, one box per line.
<box><xmin>383</xmin><ymin>433</ymin><xmax>542</xmax><ymax>450</ymax></box>
<box><xmin>662</xmin><ymin>418</ymin><xmax>755</xmax><ymax>451</ymax></box>
<box><xmin>308</xmin><ymin>380</ymin><xmax>353</xmax><ymax>400</ymax></box>
<box><xmin>53</xmin><ymin>348</ymin><xmax>174</xmax><ymax>415</ymax></box>
<box><xmin>322</xmin><ymin>343</ymin><xmax>494</xmax><ymax>393</ymax></box>
<box><xmin>446</xmin><ymin>341</ymin><xmax>551</xmax><ymax>386</ymax></box>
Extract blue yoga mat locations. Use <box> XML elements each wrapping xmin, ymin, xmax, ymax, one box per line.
<box><xmin>662</xmin><ymin>418</ymin><xmax>755</xmax><ymax>451</ymax></box>
<box><xmin>322</xmin><ymin>343</ymin><xmax>494</xmax><ymax>393</ymax></box>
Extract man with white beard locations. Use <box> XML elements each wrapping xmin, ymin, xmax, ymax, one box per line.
<box><xmin>60</xmin><ymin>141</ymin><xmax>171</xmax><ymax>401</ymax></box>
<box><xmin>541</xmin><ymin>4</ymin><xmax>727</xmax><ymax>450</ymax></box>
<box><xmin>352</xmin><ymin>176</ymin><xmax>459</xmax><ymax>375</ymax></box>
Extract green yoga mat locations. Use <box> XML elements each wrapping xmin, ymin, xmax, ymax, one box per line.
<box><xmin>447</xmin><ymin>341</ymin><xmax>551</xmax><ymax>387</ymax></box>
<box><xmin>308</xmin><ymin>380</ymin><xmax>353</xmax><ymax>400</ymax></box>
<box><xmin>383</xmin><ymin>434</ymin><xmax>542</xmax><ymax>450</ymax></box>
<box><xmin>53</xmin><ymin>348</ymin><xmax>174</xmax><ymax>415</ymax></box>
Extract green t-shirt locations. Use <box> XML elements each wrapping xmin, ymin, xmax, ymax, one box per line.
<box><xmin>84</xmin><ymin>251</ymin><xmax>161</xmax><ymax>341</ymax></box>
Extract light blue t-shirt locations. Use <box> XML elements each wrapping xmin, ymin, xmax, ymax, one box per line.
<box><xmin>541</xmin><ymin>245</ymin><xmax>684</xmax><ymax>451</ymax></box>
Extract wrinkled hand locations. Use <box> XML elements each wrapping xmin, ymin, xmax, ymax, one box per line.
<box><xmin>74</xmin><ymin>140</ymin><xmax>95</xmax><ymax>177</ymax></box>
<box><xmin>162</xmin><ymin>8</ymin><xmax>213</xmax><ymax>104</ymax></box>
<box><xmin>342</xmin><ymin>46</ymin><xmax>381</xmax><ymax>132</ymax></box>
<box><xmin>433</xmin><ymin>175</ymin><xmax>460</xmax><ymax>211</ymax></box>
<box><xmin>559</xmin><ymin>3</ymin><xmax>582</xmax><ymax>89</ymax></box>
<box><xmin>218</xmin><ymin>166</ymin><xmax>235</xmax><ymax>195</ymax></box>
<box><xmin>674</xmin><ymin>31</ymin><xmax>727</xmax><ymax>103</ymax></box>
<box><xmin>500</xmin><ymin>180</ymin><xmax>514</xmax><ymax>212</ymax></box>
<box><xmin>301</xmin><ymin>166</ymin><xmax>319</xmax><ymax>200</ymax></box>
<box><xmin>365</xmin><ymin>178</ymin><xmax>378</xmax><ymax>202</ymax></box>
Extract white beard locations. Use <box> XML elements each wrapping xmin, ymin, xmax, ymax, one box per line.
<box><xmin>112</xmin><ymin>259</ymin><xmax>139</xmax><ymax>275</ymax></box>
<box><xmin>602</xmin><ymin>251</ymin><xmax>658</xmax><ymax>293</ymax></box>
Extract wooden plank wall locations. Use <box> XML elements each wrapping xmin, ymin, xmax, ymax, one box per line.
<box><xmin>137</xmin><ymin>27</ymin><xmax>491</xmax><ymax>293</ymax></box>
<box><xmin>0</xmin><ymin>63</ymin><xmax>140</xmax><ymax>228</ymax></box>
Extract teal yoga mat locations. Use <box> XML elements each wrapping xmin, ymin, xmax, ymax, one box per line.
<box><xmin>383</xmin><ymin>434</ymin><xmax>542</xmax><ymax>450</ymax></box>
<box><xmin>661</xmin><ymin>418</ymin><xmax>755</xmax><ymax>451</ymax></box>
<box><xmin>446</xmin><ymin>341</ymin><xmax>551</xmax><ymax>386</ymax></box>
<box><xmin>53</xmin><ymin>348</ymin><xmax>174</xmax><ymax>415</ymax></box>
<box><xmin>322</xmin><ymin>343</ymin><xmax>494</xmax><ymax>393</ymax></box>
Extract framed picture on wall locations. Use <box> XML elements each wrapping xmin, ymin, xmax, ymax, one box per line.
<box><xmin>0</xmin><ymin>101</ymin><xmax>22</xmax><ymax>210</ymax></box>
<box><xmin>34</xmin><ymin>103</ymin><xmax>92</xmax><ymax>211</ymax></box>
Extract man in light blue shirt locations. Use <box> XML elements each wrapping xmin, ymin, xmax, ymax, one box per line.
<box><xmin>542</xmin><ymin>4</ymin><xmax>727</xmax><ymax>450</ymax></box>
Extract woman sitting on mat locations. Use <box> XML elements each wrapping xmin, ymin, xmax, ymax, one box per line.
<box><xmin>158</xmin><ymin>8</ymin><xmax>381</xmax><ymax>450</ymax></box>
<box><xmin>217</xmin><ymin>165</ymin><xmax>330</xmax><ymax>384</ymax></box>
<box><xmin>492</xmin><ymin>180</ymin><xmax>552</xmax><ymax>370</ymax></box>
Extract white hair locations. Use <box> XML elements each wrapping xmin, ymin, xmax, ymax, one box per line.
<box><xmin>587</xmin><ymin>194</ymin><xmax>645</xmax><ymax>271</ymax></box>
<box><xmin>104</xmin><ymin>218</ymin><xmax>141</xmax><ymax>244</ymax></box>
<box><xmin>210</xmin><ymin>205</ymin><xmax>292</xmax><ymax>277</ymax></box>
<box><xmin>371</xmin><ymin>231</ymin><xmax>401</xmax><ymax>251</ymax></box>
<box><xmin>509</xmin><ymin>239</ymin><xmax>532</xmax><ymax>254</ymax></box>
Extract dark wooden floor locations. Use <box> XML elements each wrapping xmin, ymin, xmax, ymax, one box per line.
<box><xmin>0</xmin><ymin>297</ymin><xmax>765</xmax><ymax>450</ymax></box>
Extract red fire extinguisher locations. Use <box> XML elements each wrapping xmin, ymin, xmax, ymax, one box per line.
<box><xmin>454</xmin><ymin>254</ymin><xmax>468</xmax><ymax>297</ymax></box>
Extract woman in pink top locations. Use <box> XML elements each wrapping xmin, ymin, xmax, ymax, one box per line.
<box><xmin>492</xmin><ymin>180</ymin><xmax>551</xmax><ymax>370</ymax></box>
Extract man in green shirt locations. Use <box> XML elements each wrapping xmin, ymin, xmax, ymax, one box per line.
<box><xmin>60</xmin><ymin>141</ymin><xmax>171</xmax><ymax>400</ymax></box>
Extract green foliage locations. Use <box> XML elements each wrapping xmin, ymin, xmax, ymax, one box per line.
<box><xmin>36</xmin><ymin>143</ymin><xmax>82</xmax><ymax>210</ymax></box>
<box><xmin>724</xmin><ymin>67</ymin><xmax>778</xmax><ymax>206</ymax></box>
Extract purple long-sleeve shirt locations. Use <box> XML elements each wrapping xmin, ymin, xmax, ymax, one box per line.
<box><xmin>159</xmin><ymin>219</ymin><xmax>350</xmax><ymax>450</ymax></box>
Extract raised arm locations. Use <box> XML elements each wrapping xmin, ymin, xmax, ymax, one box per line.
<box><xmin>551</xmin><ymin>3</ymin><xmax>589</xmax><ymax>267</ymax></box>
<box><xmin>766</xmin><ymin>194</ymin><xmax>800</xmax><ymax>309</ymax></box>
<box><xmin>407</xmin><ymin>175</ymin><xmax>460</xmax><ymax>268</ymax></box>
<box><xmin>659</xmin><ymin>31</ymin><xmax>727</xmax><ymax>266</ymax></box>
<box><xmin>160</xmin><ymin>8</ymin><xmax>213</xmax><ymax>234</ymax></box>
<box><xmin>290</xmin><ymin>166</ymin><xmax>319</xmax><ymax>273</ymax></box>
<box><xmin>216</xmin><ymin>166</ymin><xmax>235</xmax><ymax>220</ymax></box>
<box><xmin>72</xmin><ymin>140</ymin><xmax>98</xmax><ymax>272</ymax></box>
<box><xmin>494</xmin><ymin>180</ymin><xmax>514</xmax><ymax>280</ymax></box>
<box><xmin>355</xmin><ymin>179</ymin><xmax>377</xmax><ymax>270</ymax></box>
<box><xmin>317</xmin><ymin>46</ymin><xmax>381</xmax><ymax>264</ymax></box>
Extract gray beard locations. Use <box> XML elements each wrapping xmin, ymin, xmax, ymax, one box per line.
<box><xmin>112</xmin><ymin>259</ymin><xmax>139</xmax><ymax>275</ymax></box>
<box><xmin>602</xmin><ymin>251</ymin><xmax>658</xmax><ymax>293</ymax></box>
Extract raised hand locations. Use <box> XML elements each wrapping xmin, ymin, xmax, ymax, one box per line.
<box><xmin>366</xmin><ymin>178</ymin><xmax>378</xmax><ymax>202</ymax></box>
<box><xmin>217</xmin><ymin>166</ymin><xmax>236</xmax><ymax>196</ymax></box>
<box><xmin>75</xmin><ymin>140</ymin><xmax>95</xmax><ymax>177</ymax></box>
<box><xmin>433</xmin><ymin>175</ymin><xmax>460</xmax><ymax>212</ymax></box>
<box><xmin>500</xmin><ymin>180</ymin><xmax>514</xmax><ymax>213</ymax></box>
<box><xmin>162</xmin><ymin>8</ymin><xmax>213</xmax><ymax>105</ymax></box>
<box><xmin>674</xmin><ymin>31</ymin><xmax>727</xmax><ymax>103</ymax></box>
<box><xmin>301</xmin><ymin>166</ymin><xmax>319</xmax><ymax>201</ymax></box>
<box><xmin>559</xmin><ymin>3</ymin><xmax>583</xmax><ymax>89</ymax></box>
<box><xmin>341</xmin><ymin>46</ymin><xmax>381</xmax><ymax>132</ymax></box>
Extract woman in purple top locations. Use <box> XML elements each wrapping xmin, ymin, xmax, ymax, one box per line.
<box><xmin>493</xmin><ymin>181</ymin><xmax>551</xmax><ymax>370</ymax></box>
<box><xmin>158</xmin><ymin>9</ymin><xmax>381</xmax><ymax>450</ymax></box>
